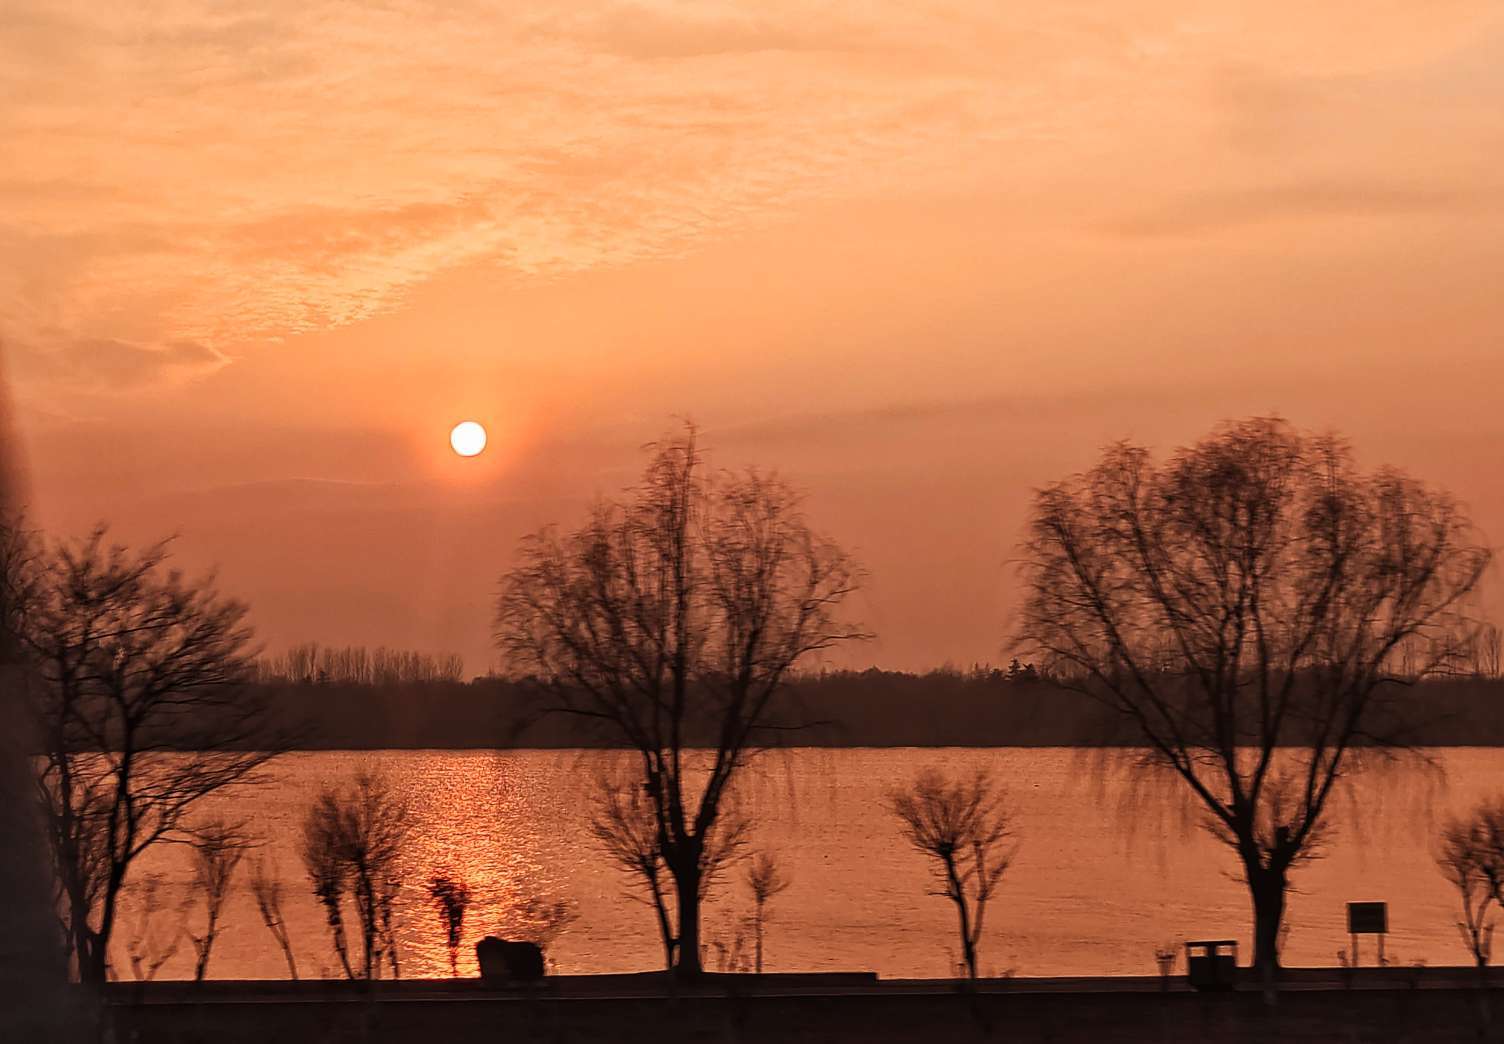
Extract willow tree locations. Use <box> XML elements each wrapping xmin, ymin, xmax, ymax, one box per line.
<box><xmin>497</xmin><ymin>427</ymin><xmax>864</xmax><ymax>978</ymax></box>
<box><xmin>889</xmin><ymin>768</ymin><xmax>1014</xmax><ymax>980</ymax></box>
<box><xmin>1437</xmin><ymin>799</ymin><xmax>1504</xmax><ymax>969</ymax></box>
<box><xmin>1016</xmin><ymin>417</ymin><xmax>1489</xmax><ymax>982</ymax></box>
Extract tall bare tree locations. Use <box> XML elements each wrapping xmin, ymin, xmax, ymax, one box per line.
<box><xmin>1017</xmin><ymin>417</ymin><xmax>1490</xmax><ymax>982</ymax></box>
<box><xmin>186</xmin><ymin>820</ymin><xmax>253</xmax><ymax>981</ymax></box>
<box><xmin>497</xmin><ymin>427</ymin><xmax>865</xmax><ymax>978</ymax></box>
<box><xmin>1438</xmin><ymin>800</ymin><xmax>1504</xmax><ymax>969</ymax></box>
<box><xmin>3</xmin><ymin>526</ymin><xmax>282</xmax><ymax>985</ymax></box>
<box><xmin>301</xmin><ymin>771</ymin><xmax>411</xmax><ymax>980</ymax></box>
<box><xmin>890</xmin><ymin>768</ymin><xmax>1014</xmax><ymax>980</ymax></box>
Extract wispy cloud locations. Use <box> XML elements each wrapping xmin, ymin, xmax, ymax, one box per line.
<box><xmin>13</xmin><ymin>337</ymin><xmax>229</xmax><ymax>389</ymax></box>
<box><xmin>1108</xmin><ymin>181</ymin><xmax>1487</xmax><ymax>238</ymax></box>
<box><xmin>3</xmin><ymin>1</ymin><xmax>1501</xmax><ymax>389</ymax></box>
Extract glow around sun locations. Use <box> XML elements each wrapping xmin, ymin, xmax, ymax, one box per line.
<box><xmin>449</xmin><ymin>420</ymin><xmax>487</xmax><ymax>457</ymax></box>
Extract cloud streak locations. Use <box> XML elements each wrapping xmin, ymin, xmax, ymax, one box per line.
<box><xmin>1109</xmin><ymin>181</ymin><xmax>1488</xmax><ymax>238</ymax></box>
<box><xmin>12</xmin><ymin>337</ymin><xmax>229</xmax><ymax>389</ymax></box>
<box><xmin>2</xmin><ymin>1</ymin><xmax>1501</xmax><ymax>389</ymax></box>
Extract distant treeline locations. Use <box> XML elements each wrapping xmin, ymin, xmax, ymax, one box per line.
<box><xmin>245</xmin><ymin>665</ymin><xmax>1504</xmax><ymax>750</ymax></box>
<box><xmin>256</xmin><ymin>643</ymin><xmax>466</xmax><ymax>687</ymax></box>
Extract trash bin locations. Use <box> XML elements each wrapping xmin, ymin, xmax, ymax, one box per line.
<box><xmin>1184</xmin><ymin>940</ymin><xmax>1238</xmax><ymax>991</ymax></box>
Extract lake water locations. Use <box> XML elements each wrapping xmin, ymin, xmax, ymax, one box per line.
<box><xmin>114</xmin><ymin>747</ymin><xmax>1501</xmax><ymax>981</ymax></box>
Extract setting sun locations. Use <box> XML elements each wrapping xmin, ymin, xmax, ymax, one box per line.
<box><xmin>449</xmin><ymin>420</ymin><xmax>487</xmax><ymax>457</ymax></box>
<box><xmin>7</xmin><ymin>2</ymin><xmax>1504</xmax><ymax>1017</ymax></box>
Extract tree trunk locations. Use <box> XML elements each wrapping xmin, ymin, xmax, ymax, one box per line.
<box><xmin>671</xmin><ymin>859</ymin><xmax>703</xmax><ymax>981</ymax></box>
<box><xmin>1249</xmin><ymin>864</ymin><xmax>1286</xmax><ymax>999</ymax></box>
<box><xmin>645</xmin><ymin>872</ymin><xmax>676</xmax><ymax>971</ymax></box>
<box><xmin>945</xmin><ymin>857</ymin><xmax>977</xmax><ymax>980</ymax></box>
<box><xmin>78</xmin><ymin>932</ymin><xmax>108</xmax><ymax>987</ymax></box>
<box><xmin>956</xmin><ymin>898</ymin><xmax>978</xmax><ymax>980</ymax></box>
<box><xmin>754</xmin><ymin>905</ymin><xmax>765</xmax><ymax>974</ymax></box>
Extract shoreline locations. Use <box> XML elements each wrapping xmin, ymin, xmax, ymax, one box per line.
<box><xmin>105</xmin><ymin>969</ymin><xmax>1504</xmax><ymax>1043</ymax></box>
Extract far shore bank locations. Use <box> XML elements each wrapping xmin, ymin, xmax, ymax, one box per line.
<box><xmin>221</xmin><ymin>674</ymin><xmax>1504</xmax><ymax>750</ymax></box>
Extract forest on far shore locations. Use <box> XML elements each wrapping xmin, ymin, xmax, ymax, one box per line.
<box><xmin>242</xmin><ymin>667</ymin><xmax>1504</xmax><ymax>750</ymax></box>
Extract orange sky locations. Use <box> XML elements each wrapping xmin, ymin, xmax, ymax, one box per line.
<box><xmin>4</xmin><ymin>2</ymin><xmax>1503</xmax><ymax>672</ymax></box>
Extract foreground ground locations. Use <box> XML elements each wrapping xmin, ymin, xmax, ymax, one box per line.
<box><xmin>103</xmin><ymin>968</ymin><xmax>1504</xmax><ymax>1043</ymax></box>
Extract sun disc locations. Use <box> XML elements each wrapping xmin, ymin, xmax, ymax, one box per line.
<box><xmin>449</xmin><ymin>420</ymin><xmax>487</xmax><ymax>457</ymax></box>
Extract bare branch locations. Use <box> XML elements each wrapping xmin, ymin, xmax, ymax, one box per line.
<box><xmin>1015</xmin><ymin>417</ymin><xmax>1491</xmax><ymax>977</ymax></box>
<box><xmin>889</xmin><ymin>767</ymin><xmax>1015</xmax><ymax>980</ymax></box>
<box><xmin>497</xmin><ymin>424</ymin><xmax>864</xmax><ymax>978</ymax></box>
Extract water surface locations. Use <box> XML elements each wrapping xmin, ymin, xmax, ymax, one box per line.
<box><xmin>115</xmin><ymin>747</ymin><xmax>1497</xmax><ymax>980</ymax></box>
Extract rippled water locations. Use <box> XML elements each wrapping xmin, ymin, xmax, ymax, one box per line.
<box><xmin>111</xmin><ymin>748</ymin><xmax>1500</xmax><ymax>980</ymax></box>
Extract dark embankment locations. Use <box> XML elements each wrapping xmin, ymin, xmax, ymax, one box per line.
<box><xmin>227</xmin><ymin>670</ymin><xmax>1504</xmax><ymax>749</ymax></box>
<box><xmin>106</xmin><ymin>972</ymin><xmax>1504</xmax><ymax>1044</ymax></box>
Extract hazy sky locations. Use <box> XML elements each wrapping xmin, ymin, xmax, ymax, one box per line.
<box><xmin>4</xmin><ymin>2</ymin><xmax>1503</xmax><ymax>672</ymax></box>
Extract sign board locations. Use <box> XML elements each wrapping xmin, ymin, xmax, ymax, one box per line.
<box><xmin>1347</xmin><ymin>902</ymin><xmax>1387</xmax><ymax>935</ymax></box>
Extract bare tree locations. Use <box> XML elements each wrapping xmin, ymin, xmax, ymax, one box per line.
<box><xmin>744</xmin><ymin>851</ymin><xmax>791</xmax><ymax>974</ymax></box>
<box><xmin>2</xmin><ymin>526</ymin><xmax>283</xmax><ymax>985</ymax></box>
<box><xmin>1466</xmin><ymin>624</ymin><xmax>1503</xmax><ymax>680</ymax></box>
<box><xmin>301</xmin><ymin>771</ymin><xmax>410</xmax><ymax>980</ymax></box>
<box><xmin>301</xmin><ymin>806</ymin><xmax>354</xmax><ymax>979</ymax></box>
<box><xmin>185</xmin><ymin>820</ymin><xmax>253</xmax><ymax>981</ymax></box>
<box><xmin>1017</xmin><ymin>417</ymin><xmax>1490</xmax><ymax>984</ymax></box>
<box><xmin>889</xmin><ymin>768</ymin><xmax>1015</xmax><ymax>981</ymax></box>
<box><xmin>497</xmin><ymin>426</ymin><xmax>865</xmax><ymax>978</ymax></box>
<box><xmin>1438</xmin><ymin>800</ymin><xmax>1504</xmax><ymax>969</ymax></box>
<box><xmin>588</xmin><ymin>771</ymin><xmax>746</xmax><ymax>971</ymax></box>
<box><xmin>426</xmin><ymin>871</ymin><xmax>473</xmax><ymax>976</ymax></box>
<box><xmin>249</xmin><ymin>858</ymin><xmax>299</xmax><ymax>979</ymax></box>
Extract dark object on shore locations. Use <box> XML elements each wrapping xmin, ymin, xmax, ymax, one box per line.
<box><xmin>476</xmin><ymin>937</ymin><xmax>544</xmax><ymax>984</ymax></box>
<box><xmin>1185</xmin><ymin>941</ymin><xmax>1237</xmax><ymax>992</ymax></box>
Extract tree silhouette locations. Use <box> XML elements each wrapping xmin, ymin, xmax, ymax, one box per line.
<box><xmin>1438</xmin><ymin>800</ymin><xmax>1503</xmax><ymax>968</ymax></box>
<box><xmin>588</xmin><ymin>770</ymin><xmax>746</xmax><ymax>971</ymax></box>
<box><xmin>301</xmin><ymin>771</ymin><xmax>411</xmax><ymax>979</ymax></box>
<box><xmin>185</xmin><ymin>820</ymin><xmax>253</xmax><ymax>981</ymax></box>
<box><xmin>497</xmin><ymin>425</ymin><xmax>865</xmax><ymax>978</ymax></box>
<box><xmin>1017</xmin><ymin>417</ymin><xmax>1490</xmax><ymax>985</ymax></box>
<box><xmin>249</xmin><ymin>857</ymin><xmax>299</xmax><ymax>979</ymax></box>
<box><xmin>2</xmin><ymin>524</ymin><xmax>282</xmax><ymax>985</ymax></box>
<box><xmin>890</xmin><ymin>768</ymin><xmax>1014</xmax><ymax>980</ymax></box>
<box><xmin>426</xmin><ymin>871</ymin><xmax>473</xmax><ymax>976</ymax></box>
<box><xmin>744</xmin><ymin>851</ymin><xmax>792</xmax><ymax>974</ymax></box>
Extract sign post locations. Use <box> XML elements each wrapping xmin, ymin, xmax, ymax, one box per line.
<box><xmin>1346</xmin><ymin>902</ymin><xmax>1388</xmax><ymax>967</ymax></box>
